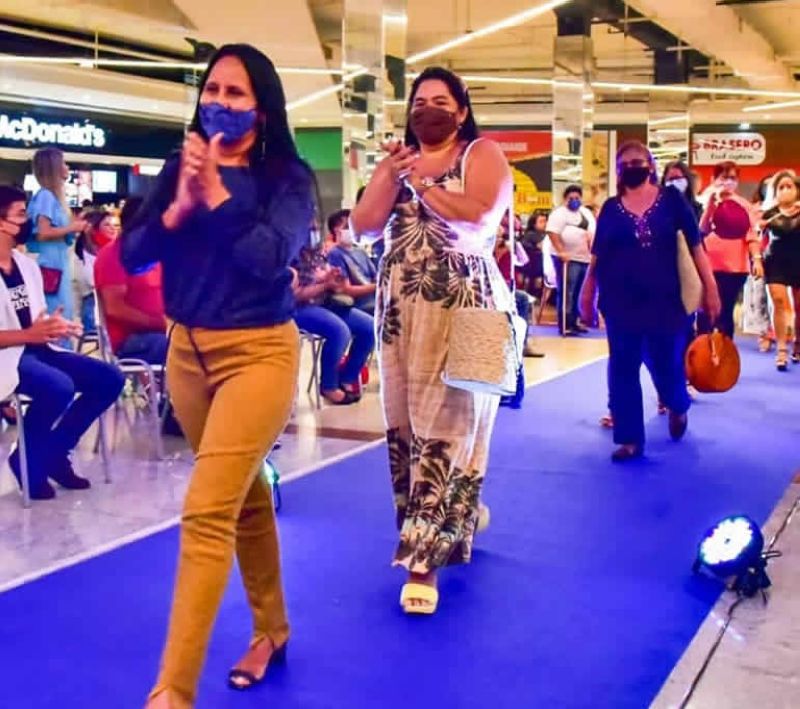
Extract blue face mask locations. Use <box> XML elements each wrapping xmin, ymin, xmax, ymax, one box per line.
<box><xmin>199</xmin><ymin>102</ymin><xmax>257</xmax><ymax>144</ymax></box>
<box><xmin>567</xmin><ymin>197</ymin><xmax>582</xmax><ymax>211</ymax></box>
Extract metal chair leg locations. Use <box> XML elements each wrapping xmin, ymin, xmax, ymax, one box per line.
<box><xmin>305</xmin><ymin>338</ymin><xmax>317</xmax><ymax>394</ymax></box>
<box><xmin>561</xmin><ymin>260</ymin><xmax>568</xmax><ymax>337</ymax></box>
<box><xmin>303</xmin><ymin>337</ymin><xmax>323</xmax><ymax>410</ymax></box>
<box><xmin>536</xmin><ymin>286</ymin><xmax>550</xmax><ymax>324</ymax></box>
<box><xmin>148</xmin><ymin>378</ymin><xmax>164</xmax><ymax>461</ymax></box>
<box><xmin>13</xmin><ymin>394</ymin><xmax>31</xmax><ymax>508</ymax></box>
<box><xmin>312</xmin><ymin>339</ymin><xmax>322</xmax><ymax>410</ymax></box>
<box><xmin>97</xmin><ymin>411</ymin><xmax>111</xmax><ymax>483</ymax></box>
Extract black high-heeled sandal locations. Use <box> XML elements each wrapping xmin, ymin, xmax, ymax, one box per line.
<box><xmin>776</xmin><ymin>348</ymin><xmax>789</xmax><ymax>372</ymax></box>
<box><xmin>792</xmin><ymin>342</ymin><xmax>800</xmax><ymax>364</ymax></box>
<box><xmin>227</xmin><ymin>643</ymin><xmax>287</xmax><ymax>691</ymax></box>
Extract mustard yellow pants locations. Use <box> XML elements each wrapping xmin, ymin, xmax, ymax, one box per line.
<box><xmin>148</xmin><ymin>321</ymin><xmax>299</xmax><ymax>707</ymax></box>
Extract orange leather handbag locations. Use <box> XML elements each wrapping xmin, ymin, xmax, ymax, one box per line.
<box><xmin>685</xmin><ymin>330</ymin><xmax>741</xmax><ymax>393</ymax></box>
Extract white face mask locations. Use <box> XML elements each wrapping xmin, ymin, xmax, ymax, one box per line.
<box><xmin>666</xmin><ymin>177</ymin><xmax>689</xmax><ymax>193</ymax></box>
<box><xmin>338</xmin><ymin>229</ymin><xmax>354</xmax><ymax>246</ymax></box>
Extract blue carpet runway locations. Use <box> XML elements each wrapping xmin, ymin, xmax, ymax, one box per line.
<box><xmin>1</xmin><ymin>347</ymin><xmax>797</xmax><ymax>708</ymax></box>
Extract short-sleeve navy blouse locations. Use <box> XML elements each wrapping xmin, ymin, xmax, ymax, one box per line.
<box><xmin>592</xmin><ymin>186</ymin><xmax>701</xmax><ymax>333</ymax></box>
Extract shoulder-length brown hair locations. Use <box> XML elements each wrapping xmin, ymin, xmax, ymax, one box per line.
<box><xmin>615</xmin><ymin>139</ymin><xmax>658</xmax><ymax>196</ymax></box>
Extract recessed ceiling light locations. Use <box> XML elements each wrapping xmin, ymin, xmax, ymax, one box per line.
<box><xmin>407</xmin><ymin>0</ymin><xmax>571</xmax><ymax>64</ymax></box>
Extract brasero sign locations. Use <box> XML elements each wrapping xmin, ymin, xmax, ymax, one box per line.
<box><xmin>691</xmin><ymin>132</ymin><xmax>766</xmax><ymax>166</ymax></box>
<box><xmin>0</xmin><ymin>113</ymin><xmax>106</xmax><ymax>148</ymax></box>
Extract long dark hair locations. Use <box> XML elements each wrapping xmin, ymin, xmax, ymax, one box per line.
<box><xmin>75</xmin><ymin>210</ymin><xmax>109</xmax><ymax>262</ymax></box>
<box><xmin>661</xmin><ymin>160</ymin><xmax>695</xmax><ymax>203</ymax></box>
<box><xmin>127</xmin><ymin>44</ymin><xmax>318</xmax><ymax>236</ymax></box>
<box><xmin>190</xmin><ymin>43</ymin><xmax>299</xmax><ymax>169</ymax></box>
<box><xmin>404</xmin><ymin>67</ymin><xmax>479</xmax><ymax>149</ymax></box>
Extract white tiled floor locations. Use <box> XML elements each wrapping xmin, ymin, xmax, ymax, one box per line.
<box><xmin>0</xmin><ymin>331</ymin><xmax>607</xmax><ymax>590</ymax></box>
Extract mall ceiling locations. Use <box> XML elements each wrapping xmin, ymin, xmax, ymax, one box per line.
<box><xmin>0</xmin><ymin>0</ymin><xmax>798</xmax><ymax>128</ymax></box>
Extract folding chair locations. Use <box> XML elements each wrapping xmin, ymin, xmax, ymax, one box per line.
<box><xmin>300</xmin><ymin>330</ymin><xmax>324</xmax><ymax>410</ymax></box>
<box><xmin>6</xmin><ymin>389</ymin><xmax>110</xmax><ymax>506</ymax></box>
<box><xmin>537</xmin><ymin>238</ymin><xmax>558</xmax><ymax>325</ymax></box>
<box><xmin>95</xmin><ymin>303</ymin><xmax>166</xmax><ymax>461</ymax></box>
<box><xmin>8</xmin><ymin>393</ymin><xmax>31</xmax><ymax>508</ymax></box>
<box><xmin>77</xmin><ymin>330</ymin><xmax>100</xmax><ymax>355</ymax></box>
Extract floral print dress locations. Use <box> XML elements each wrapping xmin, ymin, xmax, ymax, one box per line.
<box><xmin>376</xmin><ymin>139</ymin><xmax>513</xmax><ymax>574</ymax></box>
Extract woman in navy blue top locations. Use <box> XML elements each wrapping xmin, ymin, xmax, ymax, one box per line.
<box><xmin>125</xmin><ymin>45</ymin><xmax>314</xmax><ymax>708</ymax></box>
<box><xmin>580</xmin><ymin>141</ymin><xmax>720</xmax><ymax>462</ymax></box>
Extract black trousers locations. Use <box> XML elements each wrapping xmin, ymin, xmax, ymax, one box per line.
<box><xmin>697</xmin><ymin>272</ymin><xmax>748</xmax><ymax>339</ymax></box>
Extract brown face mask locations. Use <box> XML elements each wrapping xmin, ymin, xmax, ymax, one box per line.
<box><xmin>409</xmin><ymin>106</ymin><xmax>459</xmax><ymax>146</ymax></box>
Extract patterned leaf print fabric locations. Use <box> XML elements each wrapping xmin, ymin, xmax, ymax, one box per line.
<box><xmin>376</xmin><ymin>141</ymin><xmax>511</xmax><ymax>574</ymax></box>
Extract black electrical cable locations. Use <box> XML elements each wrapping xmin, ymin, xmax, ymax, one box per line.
<box><xmin>678</xmin><ymin>495</ymin><xmax>800</xmax><ymax>708</ymax></box>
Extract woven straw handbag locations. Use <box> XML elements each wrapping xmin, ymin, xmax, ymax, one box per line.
<box><xmin>443</xmin><ymin>307</ymin><xmax>526</xmax><ymax>396</ymax></box>
<box><xmin>677</xmin><ymin>229</ymin><xmax>703</xmax><ymax>315</ymax></box>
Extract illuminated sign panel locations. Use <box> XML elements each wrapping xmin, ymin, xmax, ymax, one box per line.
<box><xmin>0</xmin><ymin>113</ymin><xmax>106</xmax><ymax>148</ymax></box>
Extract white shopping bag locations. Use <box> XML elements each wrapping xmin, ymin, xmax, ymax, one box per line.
<box><xmin>741</xmin><ymin>276</ymin><xmax>771</xmax><ymax>336</ymax></box>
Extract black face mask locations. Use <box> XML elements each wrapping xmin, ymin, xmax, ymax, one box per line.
<box><xmin>410</xmin><ymin>106</ymin><xmax>459</xmax><ymax>146</ymax></box>
<box><xmin>4</xmin><ymin>218</ymin><xmax>32</xmax><ymax>245</ymax></box>
<box><xmin>621</xmin><ymin>166</ymin><xmax>651</xmax><ymax>189</ymax></box>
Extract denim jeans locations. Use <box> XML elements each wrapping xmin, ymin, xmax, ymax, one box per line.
<box><xmin>80</xmin><ymin>293</ymin><xmax>97</xmax><ymax>334</ymax></box>
<box><xmin>515</xmin><ymin>290</ymin><xmax>532</xmax><ymax>323</ymax></box>
<box><xmin>16</xmin><ymin>347</ymin><xmax>124</xmax><ymax>487</ymax></box>
<box><xmin>294</xmin><ymin>305</ymin><xmax>375</xmax><ymax>391</ymax></box>
<box><xmin>607</xmin><ymin>326</ymin><xmax>690</xmax><ymax>446</ymax></box>
<box><xmin>552</xmin><ymin>258</ymin><xmax>588</xmax><ymax>332</ymax></box>
<box><xmin>117</xmin><ymin>332</ymin><xmax>169</xmax><ymax>365</ymax></box>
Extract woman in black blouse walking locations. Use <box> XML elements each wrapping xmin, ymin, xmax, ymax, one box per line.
<box><xmin>123</xmin><ymin>45</ymin><xmax>314</xmax><ymax>708</ymax></box>
<box><xmin>761</xmin><ymin>170</ymin><xmax>800</xmax><ymax>370</ymax></box>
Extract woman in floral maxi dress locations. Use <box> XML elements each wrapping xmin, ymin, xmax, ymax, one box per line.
<box><xmin>351</xmin><ymin>67</ymin><xmax>513</xmax><ymax>614</ymax></box>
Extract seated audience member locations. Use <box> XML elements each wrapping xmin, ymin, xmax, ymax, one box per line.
<box><xmin>94</xmin><ymin>197</ymin><xmax>167</xmax><ymax>364</ymax></box>
<box><xmin>0</xmin><ymin>185</ymin><xmax>124</xmax><ymax>499</ymax></box>
<box><xmin>73</xmin><ymin>210</ymin><xmax>119</xmax><ymax>334</ymax></box>
<box><xmin>326</xmin><ymin>209</ymin><xmax>378</xmax><ymax>315</ymax></box>
<box><xmin>520</xmin><ymin>210</ymin><xmax>548</xmax><ymax>296</ymax></box>
<box><xmin>494</xmin><ymin>217</ymin><xmax>544</xmax><ymax>359</ymax></box>
<box><xmin>292</xmin><ymin>242</ymin><xmax>375</xmax><ymax>406</ymax></box>
<box><xmin>353</xmin><ymin>185</ymin><xmax>386</xmax><ymax>267</ymax></box>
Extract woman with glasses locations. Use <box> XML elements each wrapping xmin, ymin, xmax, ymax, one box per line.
<box><xmin>580</xmin><ymin>141</ymin><xmax>720</xmax><ymax>462</ymax></box>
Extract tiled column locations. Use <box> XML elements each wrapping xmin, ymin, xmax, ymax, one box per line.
<box><xmin>342</xmin><ymin>0</ymin><xmax>397</xmax><ymax>205</ymax></box>
<box><xmin>647</xmin><ymin>99</ymin><xmax>691</xmax><ymax>175</ymax></box>
<box><xmin>382</xmin><ymin>0</ymin><xmax>408</xmax><ymax>141</ymax></box>
<box><xmin>551</xmin><ymin>6</ymin><xmax>594</xmax><ymax>203</ymax></box>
